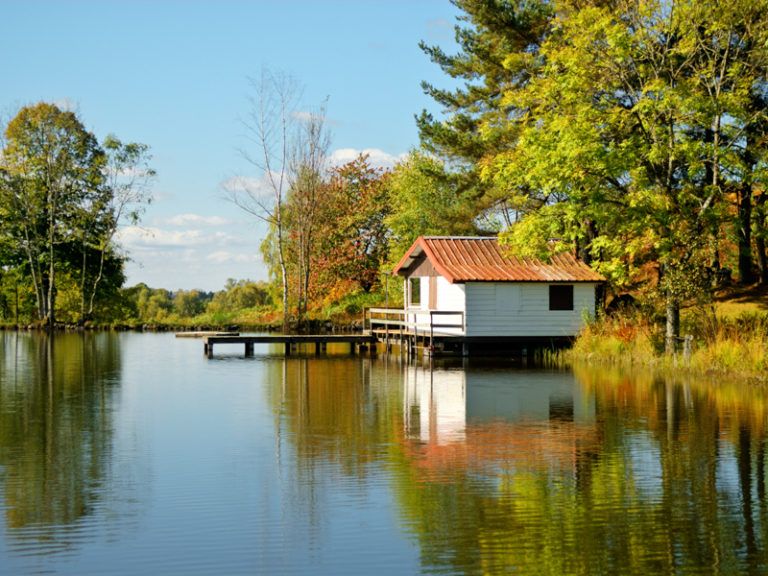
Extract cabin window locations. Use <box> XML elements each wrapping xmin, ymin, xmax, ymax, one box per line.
<box><xmin>549</xmin><ymin>285</ymin><xmax>574</xmax><ymax>311</ymax></box>
<box><xmin>409</xmin><ymin>278</ymin><xmax>421</xmax><ymax>307</ymax></box>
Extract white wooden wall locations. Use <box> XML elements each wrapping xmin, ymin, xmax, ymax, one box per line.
<box><xmin>431</xmin><ymin>277</ymin><xmax>465</xmax><ymax>335</ymax></box>
<box><xmin>463</xmin><ymin>283</ymin><xmax>597</xmax><ymax>337</ymax></box>
<box><xmin>435</xmin><ymin>276</ymin><xmax>465</xmax><ymax>311</ymax></box>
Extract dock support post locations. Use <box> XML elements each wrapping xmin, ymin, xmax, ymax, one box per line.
<box><xmin>245</xmin><ymin>342</ymin><xmax>254</xmax><ymax>356</ymax></box>
<box><xmin>285</xmin><ymin>342</ymin><xmax>291</xmax><ymax>356</ymax></box>
<box><xmin>204</xmin><ymin>341</ymin><xmax>212</xmax><ymax>357</ymax></box>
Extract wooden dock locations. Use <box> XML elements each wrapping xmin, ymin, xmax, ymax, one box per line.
<box><xmin>198</xmin><ymin>308</ymin><xmax>573</xmax><ymax>358</ymax></box>
<box><xmin>202</xmin><ymin>333</ymin><xmax>376</xmax><ymax>357</ymax></box>
<box><xmin>176</xmin><ymin>331</ymin><xmax>240</xmax><ymax>338</ymax></box>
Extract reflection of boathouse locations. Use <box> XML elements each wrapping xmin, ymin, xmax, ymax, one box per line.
<box><xmin>402</xmin><ymin>364</ymin><xmax>596</xmax><ymax>447</ymax></box>
<box><xmin>369</xmin><ymin>237</ymin><xmax>605</xmax><ymax>357</ymax></box>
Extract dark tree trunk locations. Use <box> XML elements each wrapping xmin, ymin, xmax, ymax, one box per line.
<box><xmin>756</xmin><ymin>194</ymin><xmax>768</xmax><ymax>286</ymax></box>
<box><xmin>738</xmin><ymin>183</ymin><xmax>754</xmax><ymax>284</ymax></box>
<box><xmin>578</xmin><ymin>218</ymin><xmax>597</xmax><ymax>265</ymax></box>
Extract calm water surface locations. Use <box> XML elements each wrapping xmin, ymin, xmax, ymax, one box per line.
<box><xmin>0</xmin><ymin>332</ymin><xmax>766</xmax><ymax>575</ymax></box>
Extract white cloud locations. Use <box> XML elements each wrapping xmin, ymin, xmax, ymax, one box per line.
<box><xmin>106</xmin><ymin>165</ymin><xmax>154</xmax><ymax>180</ymax></box>
<box><xmin>328</xmin><ymin>148</ymin><xmax>407</xmax><ymax>169</ymax></box>
<box><xmin>52</xmin><ymin>97</ymin><xmax>77</xmax><ymax>111</ymax></box>
<box><xmin>116</xmin><ymin>201</ymin><xmax>269</xmax><ymax>291</ymax></box>
<box><xmin>291</xmin><ymin>109</ymin><xmax>341</xmax><ymax>127</ymax></box>
<box><xmin>115</xmin><ymin>225</ymin><xmax>244</xmax><ymax>249</ymax></box>
<box><xmin>155</xmin><ymin>214</ymin><xmax>232</xmax><ymax>227</ymax></box>
<box><xmin>291</xmin><ymin>110</ymin><xmax>321</xmax><ymax>123</ymax></box>
<box><xmin>220</xmin><ymin>174</ymin><xmax>275</xmax><ymax>199</ymax></box>
<box><xmin>206</xmin><ymin>251</ymin><xmax>261</xmax><ymax>264</ymax></box>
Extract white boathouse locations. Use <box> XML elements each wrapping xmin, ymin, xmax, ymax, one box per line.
<box><xmin>368</xmin><ymin>236</ymin><xmax>606</xmax><ymax>356</ymax></box>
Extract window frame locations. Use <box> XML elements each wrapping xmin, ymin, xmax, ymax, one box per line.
<box><xmin>409</xmin><ymin>277</ymin><xmax>421</xmax><ymax>308</ymax></box>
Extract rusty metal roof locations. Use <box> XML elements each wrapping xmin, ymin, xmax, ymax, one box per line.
<box><xmin>393</xmin><ymin>236</ymin><xmax>605</xmax><ymax>283</ymax></box>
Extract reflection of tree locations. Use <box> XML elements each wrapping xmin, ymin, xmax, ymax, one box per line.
<box><xmin>262</xmin><ymin>355</ymin><xmax>406</xmax><ymax>543</ymax></box>
<box><xmin>0</xmin><ymin>332</ymin><xmax>120</xmax><ymax>538</ymax></box>
<box><xmin>265</xmin><ymin>356</ymin><xmax>402</xmax><ymax>473</ymax></box>
<box><xmin>264</xmin><ymin>356</ymin><xmax>768</xmax><ymax>574</ymax></box>
<box><xmin>390</xmin><ymin>365</ymin><xmax>768</xmax><ymax>575</ymax></box>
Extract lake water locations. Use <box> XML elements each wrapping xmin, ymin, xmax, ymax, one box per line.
<box><xmin>0</xmin><ymin>332</ymin><xmax>766</xmax><ymax>575</ymax></box>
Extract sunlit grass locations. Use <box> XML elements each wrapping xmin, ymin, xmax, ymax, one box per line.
<box><xmin>569</xmin><ymin>307</ymin><xmax>768</xmax><ymax>383</ymax></box>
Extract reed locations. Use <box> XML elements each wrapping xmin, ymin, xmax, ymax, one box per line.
<box><xmin>568</xmin><ymin>310</ymin><xmax>768</xmax><ymax>383</ymax></box>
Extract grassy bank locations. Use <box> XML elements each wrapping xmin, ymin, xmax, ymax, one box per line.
<box><xmin>567</xmin><ymin>289</ymin><xmax>768</xmax><ymax>383</ymax></box>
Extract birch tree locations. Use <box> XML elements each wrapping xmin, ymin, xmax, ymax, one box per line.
<box><xmin>228</xmin><ymin>70</ymin><xmax>330</xmax><ymax>331</ymax></box>
<box><xmin>284</xmin><ymin>101</ymin><xmax>330</xmax><ymax>324</ymax></box>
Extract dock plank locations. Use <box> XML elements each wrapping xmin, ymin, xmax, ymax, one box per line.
<box><xmin>202</xmin><ymin>334</ymin><xmax>374</xmax><ymax>344</ymax></box>
<box><xmin>202</xmin><ymin>333</ymin><xmax>376</xmax><ymax>357</ymax></box>
<box><xmin>176</xmin><ymin>331</ymin><xmax>240</xmax><ymax>338</ymax></box>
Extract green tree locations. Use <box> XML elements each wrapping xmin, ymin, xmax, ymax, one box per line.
<box><xmin>0</xmin><ymin>103</ymin><xmax>106</xmax><ymax>326</ymax></box>
<box><xmin>125</xmin><ymin>284</ymin><xmax>173</xmax><ymax>323</ymax></box>
<box><xmin>206</xmin><ymin>278</ymin><xmax>271</xmax><ymax>314</ymax></box>
<box><xmin>418</xmin><ymin>0</ymin><xmax>555</xmax><ymax>224</ymax></box>
<box><xmin>0</xmin><ymin>103</ymin><xmax>152</xmax><ymax>326</ymax></box>
<box><xmin>283</xmin><ymin>102</ymin><xmax>331</xmax><ymax>324</ymax></box>
<box><xmin>386</xmin><ymin>151</ymin><xmax>478</xmax><ymax>259</ymax></box>
<box><xmin>174</xmin><ymin>289</ymin><xmax>208</xmax><ymax>318</ymax></box>
<box><xmin>483</xmin><ymin>0</ymin><xmax>768</xmax><ymax>352</ymax></box>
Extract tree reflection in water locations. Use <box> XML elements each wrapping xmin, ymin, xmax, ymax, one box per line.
<box><xmin>271</xmin><ymin>355</ymin><xmax>768</xmax><ymax>575</ymax></box>
<box><xmin>4</xmin><ymin>340</ymin><xmax>763</xmax><ymax>575</ymax></box>
<box><xmin>0</xmin><ymin>332</ymin><xmax>122</xmax><ymax>554</ymax></box>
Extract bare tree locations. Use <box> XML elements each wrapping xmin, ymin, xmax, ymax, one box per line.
<box><xmin>286</xmin><ymin>100</ymin><xmax>331</xmax><ymax>324</ymax></box>
<box><xmin>227</xmin><ymin>69</ymin><xmax>330</xmax><ymax>332</ymax></box>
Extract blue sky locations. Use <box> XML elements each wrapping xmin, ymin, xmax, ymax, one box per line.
<box><xmin>1</xmin><ymin>0</ymin><xmax>460</xmax><ymax>291</ymax></box>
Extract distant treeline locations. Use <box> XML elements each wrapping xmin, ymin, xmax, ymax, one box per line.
<box><xmin>0</xmin><ymin>277</ymin><xmax>272</xmax><ymax>328</ymax></box>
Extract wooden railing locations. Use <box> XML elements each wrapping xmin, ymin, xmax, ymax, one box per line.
<box><xmin>365</xmin><ymin>308</ymin><xmax>465</xmax><ymax>342</ymax></box>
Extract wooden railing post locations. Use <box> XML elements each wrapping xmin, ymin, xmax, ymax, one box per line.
<box><xmin>429</xmin><ymin>310</ymin><xmax>434</xmax><ymax>353</ymax></box>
